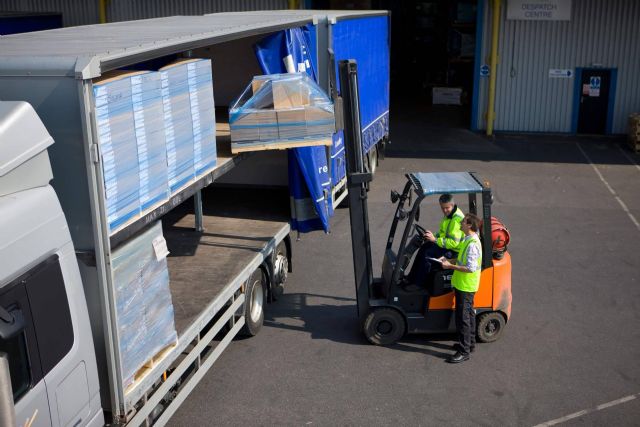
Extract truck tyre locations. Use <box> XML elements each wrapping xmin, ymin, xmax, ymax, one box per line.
<box><xmin>272</xmin><ymin>241</ymin><xmax>288</xmax><ymax>299</ymax></box>
<box><xmin>241</xmin><ymin>268</ymin><xmax>266</xmax><ymax>336</ymax></box>
<box><xmin>363</xmin><ymin>308</ymin><xmax>405</xmax><ymax>346</ymax></box>
<box><xmin>476</xmin><ymin>311</ymin><xmax>506</xmax><ymax>343</ymax></box>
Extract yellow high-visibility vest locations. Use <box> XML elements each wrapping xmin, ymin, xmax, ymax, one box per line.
<box><xmin>436</xmin><ymin>208</ymin><xmax>465</xmax><ymax>251</ymax></box>
<box><xmin>452</xmin><ymin>234</ymin><xmax>482</xmax><ymax>293</ymax></box>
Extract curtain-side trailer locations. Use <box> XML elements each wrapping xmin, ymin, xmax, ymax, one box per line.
<box><xmin>0</xmin><ymin>13</ymin><xmax>329</xmax><ymax>426</ymax></box>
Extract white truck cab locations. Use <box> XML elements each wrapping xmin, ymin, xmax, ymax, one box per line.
<box><xmin>0</xmin><ymin>101</ymin><xmax>103</xmax><ymax>427</ymax></box>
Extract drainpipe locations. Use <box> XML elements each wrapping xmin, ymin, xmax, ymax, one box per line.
<box><xmin>486</xmin><ymin>0</ymin><xmax>501</xmax><ymax>136</ymax></box>
<box><xmin>99</xmin><ymin>0</ymin><xmax>108</xmax><ymax>24</ymax></box>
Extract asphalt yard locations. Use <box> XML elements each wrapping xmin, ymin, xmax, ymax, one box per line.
<box><xmin>169</xmin><ymin>110</ymin><xmax>640</xmax><ymax>426</ymax></box>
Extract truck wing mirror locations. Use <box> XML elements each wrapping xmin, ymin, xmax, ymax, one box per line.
<box><xmin>0</xmin><ymin>306</ymin><xmax>25</xmax><ymax>340</ymax></box>
<box><xmin>390</xmin><ymin>190</ymin><xmax>400</xmax><ymax>203</ymax></box>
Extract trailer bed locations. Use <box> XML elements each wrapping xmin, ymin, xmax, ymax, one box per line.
<box><xmin>164</xmin><ymin>187</ymin><xmax>290</xmax><ymax>334</ymax></box>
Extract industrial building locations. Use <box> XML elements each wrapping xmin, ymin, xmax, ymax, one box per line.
<box><xmin>3</xmin><ymin>0</ymin><xmax>639</xmax><ymax>135</ymax></box>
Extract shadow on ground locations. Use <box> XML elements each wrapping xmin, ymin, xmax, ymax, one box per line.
<box><xmin>264</xmin><ymin>292</ymin><xmax>458</xmax><ymax>360</ymax></box>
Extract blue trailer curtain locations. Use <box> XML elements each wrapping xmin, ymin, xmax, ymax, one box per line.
<box><xmin>255</xmin><ymin>27</ymin><xmax>333</xmax><ymax>233</ymax></box>
<box><xmin>332</xmin><ymin>16</ymin><xmax>390</xmax><ymax>155</ymax></box>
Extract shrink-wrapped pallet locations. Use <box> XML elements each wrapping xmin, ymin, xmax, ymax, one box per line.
<box><xmin>111</xmin><ymin>221</ymin><xmax>177</xmax><ymax>389</ymax></box>
<box><xmin>160</xmin><ymin>61</ymin><xmax>196</xmax><ymax>192</ymax></box>
<box><xmin>131</xmin><ymin>71</ymin><xmax>169</xmax><ymax>211</ymax></box>
<box><xmin>93</xmin><ymin>72</ymin><xmax>141</xmax><ymax>232</ymax></box>
<box><xmin>229</xmin><ymin>73</ymin><xmax>334</xmax><ymax>153</ymax></box>
<box><xmin>185</xmin><ymin>59</ymin><xmax>217</xmax><ymax>176</ymax></box>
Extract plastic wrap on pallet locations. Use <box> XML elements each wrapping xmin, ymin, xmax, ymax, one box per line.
<box><xmin>186</xmin><ymin>59</ymin><xmax>217</xmax><ymax>176</ymax></box>
<box><xmin>93</xmin><ymin>74</ymin><xmax>141</xmax><ymax>232</ymax></box>
<box><xmin>160</xmin><ymin>61</ymin><xmax>196</xmax><ymax>192</ymax></box>
<box><xmin>111</xmin><ymin>221</ymin><xmax>177</xmax><ymax>390</ymax></box>
<box><xmin>228</xmin><ymin>73</ymin><xmax>334</xmax><ymax>152</ymax></box>
<box><xmin>131</xmin><ymin>72</ymin><xmax>169</xmax><ymax>211</ymax></box>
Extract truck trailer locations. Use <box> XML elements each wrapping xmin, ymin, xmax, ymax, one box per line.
<box><xmin>0</xmin><ymin>14</ymin><xmax>320</xmax><ymax>426</ymax></box>
<box><xmin>0</xmin><ymin>10</ymin><xmax>390</xmax><ymax>426</ymax></box>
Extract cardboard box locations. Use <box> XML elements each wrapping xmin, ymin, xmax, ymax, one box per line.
<box><xmin>272</xmin><ymin>79</ymin><xmax>311</xmax><ymax>109</ymax></box>
<box><xmin>432</xmin><ymin>87</ymin><xmax>463</xmax><ymax>105</ymax></box>
<box><xmin>277</xmin><ymin>108</ymin><xmax>307</xmax><ymax>140</ymax></box>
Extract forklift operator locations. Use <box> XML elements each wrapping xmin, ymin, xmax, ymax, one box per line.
<box><xmin>407</xmin><ymin>193</ymin><xmax>465</xmax><ymax>286</ymax></box>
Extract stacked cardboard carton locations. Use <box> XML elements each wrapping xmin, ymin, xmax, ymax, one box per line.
<box><xmin>93</xmin><ymin>59</ymin><xmax>218</xmax><ymax>231</ymax></box>
<box><xmin>111</xmin><ymin>221</ymin><xmax>177</xmax><ymax>389</ymax></box>
<box><xmin>131</xmin><ymin>72</ymin><xmax>169</xmax><ymax>211</ymax></box>
<box><xmin>229</xmin><ymin>73</ymin><xmax>335</xmax><ymax>153</ymax></box>
<box><xmin>160</xmin><ymin>61</ymin><xmax>196</xmax><ymax>192</ymax></box>
<box><xmin>93</xmin><ymin>72</ymin><xmax>141</xmax><ymax>232</ymax></box>
<box><xmin>186</xmin><ymin>59</ymin><xmax>217</xmax><ymax>175</ymax></box>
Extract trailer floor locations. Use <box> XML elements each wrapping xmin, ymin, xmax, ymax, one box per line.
<box><xmin>162</xmin><ymin>186</ymin><xmax>290</xmax><ymax>335</ymax></box>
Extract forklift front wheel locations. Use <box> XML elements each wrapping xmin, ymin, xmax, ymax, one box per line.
<box><xmin>363</xmin><ymin>308</ymin><xmax>405</xmax><ymax>346</ymax></box>
<box><xmin>476</xmin><ymin>311</ymin><xmax>506</xmax><ymax>343</ymax></box>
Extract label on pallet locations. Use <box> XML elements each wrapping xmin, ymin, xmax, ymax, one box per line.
<box><xmin>152</xmin><ymin>235</ymin><xmax>170</xmax><ymax>261</ymax></box>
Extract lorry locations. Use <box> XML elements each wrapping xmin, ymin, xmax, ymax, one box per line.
<box><xmin>0</xmin><ymin>11</ymin><xmax>391</xmax><ymax>426</ymax></box>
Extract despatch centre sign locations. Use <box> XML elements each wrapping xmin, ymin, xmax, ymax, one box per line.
<box><xmin>507</xmin><ymin>0</ymin><xmax>572</xmax><ymax>21</ymax></box>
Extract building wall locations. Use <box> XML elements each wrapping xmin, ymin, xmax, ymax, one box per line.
<box><xmin>1</xmin><ymin>0</ymin><xmax>289</xmax><ymax>27</ymax></box>
<box><xmin>475</xmin><ymin>0</ymin><xmax>640</xmax><ymax>134</ymax></box>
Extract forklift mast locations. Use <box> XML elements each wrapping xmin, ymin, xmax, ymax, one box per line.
<box><xmin>338</xmin><ymin>59</ymin><xmax>374</xmax><ymax>321</ymax></box>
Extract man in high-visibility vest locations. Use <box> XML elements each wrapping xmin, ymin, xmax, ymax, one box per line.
<box><xmin>441</xmin><ymin>213</ymin><xmax>483</xmax><ymax>364</ymax></box>
<box><xmin>408</xmin><ymin>194</ymin><xmax>465</xmax><ymax>286</ymax></box>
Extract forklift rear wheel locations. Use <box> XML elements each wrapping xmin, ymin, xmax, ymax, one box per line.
<box><xmin>241</xmin><ymin>268</ymin><xmax>266</xmax><ymax>336</ymax></box>
<box><xmin>476</xmin><ymin>311</ymin><xmax>506</xmax><ymax>343</ymax></box>
<box><xmin>363</xmin><ymin>308</ymin><xmax>405</xmax><ymax>346</ymax></box>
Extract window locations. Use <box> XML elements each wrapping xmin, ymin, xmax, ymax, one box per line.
<box><xmin>0</xmin><ymin>254</ymin><xmax>74</xmax><ymax>401</ymax></box>
<box><xmin>0</xmin><ymin>321</ymin><xmax>31</xmax><ymax>401</ymax></box>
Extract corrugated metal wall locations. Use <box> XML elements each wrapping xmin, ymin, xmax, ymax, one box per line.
<box><xmin>1</xmin><ymin>0</ymin><xmax>289</xmax><ymax>27</ymax></box>
<box><xmin>476</xmin><ymin>0</ymin><xmax>640</xmax><ymax>134</ymax></box>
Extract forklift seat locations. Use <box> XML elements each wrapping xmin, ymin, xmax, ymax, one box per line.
<box><xmin>426</xmin><ymin>269</ymin><xmax>454</xmax><ymax>297</ymax></box>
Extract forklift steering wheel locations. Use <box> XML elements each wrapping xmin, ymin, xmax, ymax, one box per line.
<box><xmin>414</xmin><ymin>224</ymin><xmax>427</xmax><ymax>239</ymax></box>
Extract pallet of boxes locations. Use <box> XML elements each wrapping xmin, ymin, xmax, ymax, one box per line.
<box><xmin>629</xmin><ymin>113</ymin><xmax>640</xmax><ymax>153</ymax></box>
<box><xmin>228</xmin><ymin>73</ymin><xmax>335</xmax><ymax>153</ymax></box>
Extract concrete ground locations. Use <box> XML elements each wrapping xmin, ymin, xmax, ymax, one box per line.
<box><xmin>169</xmin><ymin>107</ymin><xmax>640</xmax><ymax>426</ymax></box>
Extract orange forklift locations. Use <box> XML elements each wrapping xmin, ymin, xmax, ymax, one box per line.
<box><xmin>337</xmin><ymin>60</ymin><xmax>512</xmax><ymax>346</ymax></box>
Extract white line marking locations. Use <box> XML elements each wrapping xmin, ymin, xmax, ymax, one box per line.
<box><xmin>533</xmin><ymin>393</ymin><xmax>638</xmax><ymax>427</ymax></box>
<box><xmin>617</xmin><ymin>144</ymin><xmax>640</xmax><ymax>172</ymax></box>
<box><xmin>577</xmin><ymin>143</ymin><xmax>640</xmax><ymax>232</ymax></box>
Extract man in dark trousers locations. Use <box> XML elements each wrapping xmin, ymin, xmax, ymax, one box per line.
<box><xmin>441</xmin><ymin>213</ymin><xmax>482</xmax><ymax>363</ymax></box>
<box><xmin>408</xmin><ymin>194</ymin><xmax>465</xmax><ymax>287</ymax></box>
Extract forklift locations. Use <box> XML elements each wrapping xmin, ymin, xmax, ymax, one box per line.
<box><xmin>337</xmin><ymin>60</ymin><xmax>512</xmax><ymax>346</ymax></box>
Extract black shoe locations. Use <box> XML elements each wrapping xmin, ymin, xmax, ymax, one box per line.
<box><xmin>453</xmin><ymin>343</ymin><xmax>475</xmax><ymax>353</ymax></box>
<box><xmin>446</xmin><ymin>351</ymin><xmax>470</xmax><ymax>364</ymax></box>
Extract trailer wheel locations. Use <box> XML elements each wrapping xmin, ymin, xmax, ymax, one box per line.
<box><xmin>241</xmin><ymin>268</ymin><xmax>266</xmax><ymax>336</ymax></box>
<box><xmin>363</xmin><ymin>308</ymin><xmax>405</xmax><ymax>346</ymax></box>
<box><xmin>476</xmin><ymin>311</ymin><xmax>506</xmax><ymax>343</ymax></box>
<box><xmin>272</xmin><ymin>241</ymin><xmax>288</xmax><ymax>298</ymax></box>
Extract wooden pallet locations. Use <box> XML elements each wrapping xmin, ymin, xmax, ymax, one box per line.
<box><xmin>124</xmin><ymin>342</ymin><xmax>177</xmax><ymax>395</ymax></box>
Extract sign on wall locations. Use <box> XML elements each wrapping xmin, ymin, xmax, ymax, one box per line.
<box><xmin>549</xmin><ymin>69</ymin><xmax>572</xmax><ymax>78</ymax></box>
<box><xmin>507</xmin><ymin>0</ymin><xmax>572</xmax><ymax>21</ymax></box>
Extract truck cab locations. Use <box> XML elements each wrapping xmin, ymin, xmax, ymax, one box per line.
<box><xmin>0</xmin><ymin>101</ymin><xmax>103</xmax><ymax>427</ymax></box>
